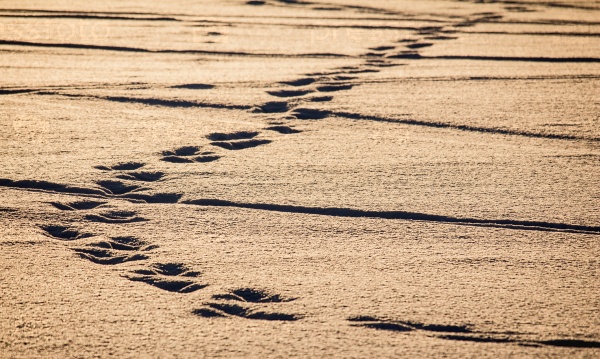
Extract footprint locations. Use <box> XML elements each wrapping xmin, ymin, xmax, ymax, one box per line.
<box><xmin>279</xmin><ymin>78</ymin><xmax>316</xmax><ymax>87</ymax></box>
<box><xmin>96</xmin><ymin>180</ymin><xmax>145</xmax><ymax>195</ymax></box>
<box><xmin>206</xmin><ymin>131</ymin><xmax>259</xmax><ymax>141</ymax></box>
<box><xmin>162</xmin><ymin>146</ymin><xmax>201</xmax><ymax>156</ymax></box>
<box><xmin>193</xmin><ymin>303</ymin><xmax>301</xmax><ymax>321</ymax></box>
<box><xmin>406</xmin><ymin>43</ymin><xmax>433</xmax><ymax>49</ymax></box>
<box><xmin>425</xmin><ymin>35</ymin><xmax>458</xmax><ymax>40</ymax></box>
<box><xmin>316</xmin><ymin>84</ymin><xmax>354</xmax><ymax>92</ymax></box>
<box><xmin>290</xmin><ymin>108</ymin><xmax>330</xmax><ymax>120</ymax></box>
<box><xmin>88</xmin><ymin>236</ymin><xmax>157</xmax><ymax>251</ymax></box>
<box><xmin>132</xmin><ymin>262</ymin><xmax>201</xmax><ymax>277</ymax></box>
<box><xmin>267</xmin><ymin>89</ymin><xmax>314</xmax><ymax>98</ymax></box>
<box><xmin>363</xmin><ymin>52</ymin><xmax>387</xmax><ymax>58</ymax></box>
<box><xmin>307</xmin><ymin>96</ymin><xmax>333</xmax><ymax>102</ymax></box>
<box><xmin>195</xmin><ymin>287</ymin><xmax>300</xmax><ymax>321</ymax></box>
<box><xmin>161</xmin><ymin>146</ymin><xmax>202</xmax><ymax>163</ymax></box>
<box><xmin>74</xmin><ymin>248</ymin><xmax>149</xmax><ymax>265</ymax></box>
<box><xmin>253</xmin><ymin>101</ymin><xmax>292</xmax><ymax>113</ymax></box>
<box><xmin>212</xmin><ymin>288</ymin><xmax>296</xmax><ymax>302</ymax></box>
<box><xmin>127</xmin><ymin>262</ymin><xmax>206</xmax><ymax>293</ymax></box>
<box><xmin>127</xmin><ymin>275</ymin><xmax>206</xmax><ymax>293</ymax></box>
<box><xmin>40</xmin><ymin>225</ymin><xmax>94</xmax><ymax>241</ymax></box>
<box><xmin>369</xmin><ymin>46</ymin><xmax>396</xmax><ymax>51</ymax></box>
<box><xmin>116</xmin><ymin>171</ymin><xmax>165</xmax><ymax>182</ymax></box>
<box><xmin>84</xmin><ymin>210</ymin><xmax>148</xmax><ymax>224</ymax></box>
<box><xmin>332</xmin><ymin>76</ymin><xmax>358</xmax><ymax>81</ymax></box>
<box><xmin>195</xmin><ymin>155</ymin><xmax>221</xmax><ymax>163</ymax></box>
<box><xmin>210</xmin><ymin>139</ymin><xmax>272</xmax><ymax>150</ymax></box>
<box><xmin>48</xmin><ymin>200</ymin><xmax>107</xmax><ymax>211</ymax></box>
<box><xmin>265</xmin><ymin>126</ymin><xmax>301</xmax><ymax>134</ymax></box>
<box><xmin>94</xmin><ymin>162</ymin><xmax>145</xmax><ymax>171</ymax></box>
<box><xmin>161</xmin><ymin>156</ymin><xmax>195</xmax><ymax>163</ymax></box>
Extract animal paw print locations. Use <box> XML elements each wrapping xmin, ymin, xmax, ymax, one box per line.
<box><xmin>48</xmin><ymin>200</ymin><xmax>107</xmax><ymax>211</ymax></box>
<box><xmin>84</xmin><ymin>210</ymin><xmax>148</xmax><ymax>224</ymax></box>
<box><xmin>126</xmin><ymin>262</ymin><xmax>207</xmax><ymax>293</ymax></box>
<box><xmin>193</xmin><ymin>288</ymin><xmax>301</xmax><ymax>321</ymax></box>
<box><xmin>160</xmin><ymin>146</ymin><xmax>220</xmax><ymax>163</ymax></box>
<box><xmin>73</xmin><ymin>236</ymin><xmax>155</xmax><ymax>265</ymax></box>
<box><xmin>40</xmin><ymin>225</ymin><xmax>94</xmax><ymax>241</ymax></box>
<box><xmin>207</xmin><ymin>131</ymin><xmax>271</xmax><ymax>150</ymax></box>
<box><xmin>116</xmin><ymin>171</ymin><xmax>165</xmax><ymax>182</ymax></box>
<box><xmin>94</xmin><ymin>162</ymin><xmax>146</xmax><ymax>171</ymax></box>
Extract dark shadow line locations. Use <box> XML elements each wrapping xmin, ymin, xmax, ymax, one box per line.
<box><xmin>458</xmin><ymin>0</ymin><xmax>600</xmax><ymax>11</ymax></box>
<box><xmin>389</xmin><ymin>54</ymin><xmax>600</xmax><ymax>63</ymax></box>
<box><xmin>0</xmin><ymin>8</ymin><xmax>184</xmax><ymax>17</ymax></box>
<box><xmin>0</xmin><ymin>14</ymin><xmax>179</xmax><ymax>21</ymax></box>
<box><xmin>0</xmin><ymin>178</ymin><xmax>181</xmax><ymax>204</ymax></box>
<box><xmin>486</xmin><ymin>20</ymin><xmax>600</xmax><ymax>26</ymax></box>
<box><xmin>0</xmin><ymin>40</ymin><xmax>350</xmax><ymax>58</ymax></box>
<box><xmin>459</xmin><ymin>31</ymin><xmax>600</xmax><ymax>37</ymax></box>
<box><xmin>37</xmin><ymin>92</ymin><xmax>252</xmax><ymax>110</ymax></box>
<box><xmin>182</xmin><ymin>199</ymin><xmax>600</xmax><ymax>235</ymax></box>
<box><xmin>332</xmin><ymin>112</ymin><xmax>599</xmax><ymax>142</ymax></box>
<box><xmin>0</xmin><ymin>89</ymin><xmax>37</xmax><ymax>95</ymax></box>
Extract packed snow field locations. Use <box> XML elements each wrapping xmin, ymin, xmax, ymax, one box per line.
<box><xmin>0</xmin><ymin>0</ymin><xmax>599</xmax><ymax>357</ymax></box>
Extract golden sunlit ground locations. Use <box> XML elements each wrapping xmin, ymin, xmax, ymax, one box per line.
<box><xmin>1</xmin><ymin>1</ymin><xmax>599</xmax><ymax>357</ymax></box>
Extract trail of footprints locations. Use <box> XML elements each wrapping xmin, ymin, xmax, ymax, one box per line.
<box><xmin>13</xmin><ymin>12</ymin><xmax>600</xmax><ymax>346</ymax></box>
<box><xmin>40</xmin><ymin>150</ymin><xmax>301</xmax><ymax>321</ymax></box>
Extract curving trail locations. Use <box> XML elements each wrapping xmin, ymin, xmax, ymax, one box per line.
<box><xmin>1</xmin><ymin>0</ymin><xmax>599</xmax><ymax>357</ymax></box>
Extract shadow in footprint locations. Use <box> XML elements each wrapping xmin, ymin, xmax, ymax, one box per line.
<box><xmin>265</xmin><ymin>126</ymin><xmax>301</xmax><ymax>134</ymax></box>
<box><xmin>41</xmin><ymin>225</ymin><xmax>94</xmax><ymax>241</ymax></box>
<box><xmin>290</xmin><ymin>108</ymin><xmax>330</xmax><ymax>120</ymax></box>
<box><xmin>206</xmin><ymin>131</ymin><xmax>259</xmax><ymax>141</ymax></box>
<box><xmin>195</xmin><ymin>155</ymin><xmax>221</xmax><ymax>163</ymax></box>
<box><xmin>73</xmin><ymin>248</ymin><xmax>148</xmax><ymax>265</ymax></box>
<box><xmin>84</xmin><ymin>210</ymin><xmax>148</xmax><ymax>224</ymax></box>
<box><xmin>279</xmin><ymin>78</ymin><xmax>316</xmax><ymax>87</ymax></box>
<box><xmin>211</xmin><ymin>139</ymin><xmax>271</xmax><ymax>150</ymax></box>
<box><xmin>369</xmin><ymin>46</ymin><xmax>395</xmax><ymax>51</ymax></box>
<box><xmin>267</xmin><ymin>89</ymin><xmax>313</xmax><ymax>98</ymax></box>
<box><xmin>161</xmin><ymin>146</ymin><xmax>202</xmax><ymax>163</ymax></box>
<box><xmin>48</xmin><ymin>200</ymin><xmax>107</xmax><ymax>211</ymax></box>
<box><xmin>406</xmin><ymin>43</ymin><xmax>433</xmax><ymax>49</ymax></box>
<box><xmin>195</xmin><ymin>303</ymin><xmax>300</xmax><ymax>321</ymax></box>
<box><xmin>88</xmin><ymin>236</ymin><xmax>157</xmax><ymax>251</ymax></box>
<box><xmin>116</xmin><ymin>171</ymin><xmax>165</xmax><ymax>182</ymax></box>
<box><xmin>162</xmin><ymin>146</ymin><xmax>201</xmax><ymax>157</ymax></box>
<box><xmin>97</xmin><ymin>180</ymin><xmax>144</xmax><ymax>195</ymax></box>
<box><xmin>213</xmin><ymin>288</ymin><xmax>296</xmax><ymax>303</ymax></box>
<box><xmin>133</xmin><ymin>262</ymin><xmax>201</xmax><ymax>277</ymax></box>
<box><xmin>128</xmin><ymin>276</ymin><xmax>206</xmax><ymax>293</ymax></box>
<box><xmin>253</xmin><ymin>101</ymin><xmax>291</xmax><ymax>113</ymax></box>
<box><xmin>316</xmin><ymin>84</ymin><xmax>354</xmax><ymax>92</ymax></box>
<box><xmin>308</xmin><ymin>96</ymin><xmax>333</xmax><ymax>102</ymax></box>
<box><xmin>95</xmin><ymin>162</ymin><xmax>145</xmax><ymax>171</ymax></box>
